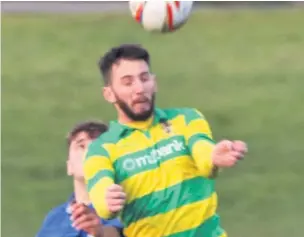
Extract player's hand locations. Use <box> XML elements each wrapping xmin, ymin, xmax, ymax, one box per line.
<box><xmin>106</xmin><ymin>184</ymin><xmax>126</xmax><ymax>213</ymax></box>
<box><xmin>71</xmin><ymin>202</ymin><xmax>103</xmax><ymax>237</ymax></box>
<box><xmin>212</xmin><ymin>140</ymin><xmax>248</xmax><ymax>168</ymax></box>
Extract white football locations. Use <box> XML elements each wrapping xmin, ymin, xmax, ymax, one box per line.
<box><xmin>129</xmin><ymin>1</ymin><xmax>193</xmax><ymax>33</ymax></box>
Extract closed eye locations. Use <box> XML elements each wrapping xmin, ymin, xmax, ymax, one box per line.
<box><xmin>140</xmin><ymin>72</ymin><xmax>150</xmax><ymax>82</ymax></box>
<box><xmin>121</xmin><ymin>76</ymin><xmax>133</xmax><ymax>86</ymax></box>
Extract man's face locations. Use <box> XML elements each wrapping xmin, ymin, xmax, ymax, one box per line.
<box><xmin>67</xmin><ymin>131</ymin><xmax>92</xmax><ymax>180</ymax></box>
<box><xmin>103</xmin><ymin>59</ymin><xmax>157</xmax><ymax>121</ymax></box>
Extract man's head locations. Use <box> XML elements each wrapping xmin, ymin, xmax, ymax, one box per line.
<box><xmin>66</xmin><ymin>121</ymin><xmax>108</xmax><ymax>180</ymax></box>
<box><xmin>99</xmin><ymin>44</ymin><xmax>157</xmax><ymax>122</ymax></box>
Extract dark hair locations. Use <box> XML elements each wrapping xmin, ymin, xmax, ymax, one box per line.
<box><xmin>98</xmin><ymin>44</ymin><xmax>150</xmax><ymax>85</ymax></box>
<box><xmin>66</xmin><ymin>120</ymin><xmax>108</xmax><ymax>147</ymax></box>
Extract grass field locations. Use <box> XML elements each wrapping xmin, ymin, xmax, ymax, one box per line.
<box><xmin>2</xmin><ymin>8</ymin><xmax>304</xmax><ymax>237</ymax></box>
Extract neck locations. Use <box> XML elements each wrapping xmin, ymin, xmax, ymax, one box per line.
<box><xmin>73</xmin><ymin>179</ymin><xmax>90</xmax><ymax>205</ymax></box>
<box><xmin>118</xmin><ymin>114</ymin><xmax>154</xmax><ymax>129</ymax></box>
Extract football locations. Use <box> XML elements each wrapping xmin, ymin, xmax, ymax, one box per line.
<box><xmin>129</xmin><ymin>1</ymin><xmax>193</xmax><ymax>33</ymax></box>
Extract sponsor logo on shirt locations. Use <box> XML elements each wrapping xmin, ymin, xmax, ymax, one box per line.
<box><xmin>123</xmin><ymin>139</ymin><xmax>186</xmax><ymax>171</ymax></box>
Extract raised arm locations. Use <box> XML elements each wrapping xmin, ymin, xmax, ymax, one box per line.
<box><xmin>84</xmin><ymin>141</ymin><xmax>115</xmax><ymax>219</ymax></box>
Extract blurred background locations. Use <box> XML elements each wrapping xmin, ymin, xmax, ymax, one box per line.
<box><xmin>2</xmin><ymin>1</ymin><xmax>304</xmax><ymax>237</ymax></box>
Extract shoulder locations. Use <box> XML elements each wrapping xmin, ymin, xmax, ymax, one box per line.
<box><xmin>161</xmin><ymin>107</ymin><xmax>206</xmax><ymax>124</ymax></box>
<box><xmin>41</xmin><ymin>203</ymin><xmax>67</xmax><ymax>224</ymax></box>
<box><xmin>35</xmin><ymin>203</ymin><xmax>67</xmax><ymax>236</ymax></box>
<box><xmin>98</xmin><ymin>126</ymin><xmax>122</xmax><ymax>144</ymax></box>
<box><xmin>89</xmin><ymin>124</ymin><xmax>123</xmax><ymax>148</ymax></box>
<box><xmin>86</xmin><ymin>128</ymin><xmax>120</xmax><ymax>158</ymax></box>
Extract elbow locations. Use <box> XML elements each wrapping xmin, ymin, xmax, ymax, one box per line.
<box><xmin>91</xmin><ymin>199</ymin><xmax>117</xmax><ymax>220</ymax></box>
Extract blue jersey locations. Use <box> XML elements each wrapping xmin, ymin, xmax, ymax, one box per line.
<box><xmin>36</xmin><ymin>194</ymin><xmax>123</xmax><ymax>237</ymax></box>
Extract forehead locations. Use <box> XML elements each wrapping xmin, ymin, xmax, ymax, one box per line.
<box><xmin>111</xmin><ymin>59</ymin><xmax>150</xmax><ymax>80</ymax></box>
<box><xmin>71</xmin><ymin>131</ymin><xmax>91</xmax><ymax>144</ymax></box>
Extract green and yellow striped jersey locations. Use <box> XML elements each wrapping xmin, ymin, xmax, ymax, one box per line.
<box><xmin>84</xmin><ymin>108</ymin><xmax>226</xmax><ymax>237</ymax></box>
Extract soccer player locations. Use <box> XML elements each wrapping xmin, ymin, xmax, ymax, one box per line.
<box><xmin>84</xmin><ymin>44</ymin><xmax>248</xmax><ymax>237</ymax></box>
<box><xmin>36</xmin><ymin>121</ymin><xmax>123</xmax><ymax>237</ymax></box>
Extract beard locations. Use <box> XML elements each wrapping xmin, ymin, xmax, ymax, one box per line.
<box><xmin>114</xmin><ymin>93</ymin><xmax>155</xmax><ymax>122</ymax></box>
